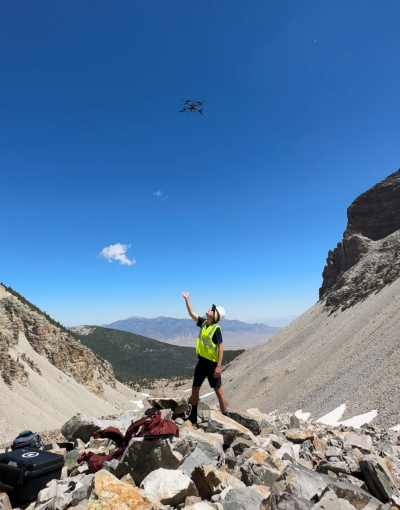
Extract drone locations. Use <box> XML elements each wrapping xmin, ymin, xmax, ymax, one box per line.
<box><xmin>180</xmin><ymin>99</ymin><xmax>205</xmax><ymax>115</ymax></box>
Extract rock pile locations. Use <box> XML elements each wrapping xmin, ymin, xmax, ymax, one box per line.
<box><xmin>3</xmin><ymin>399</ymin><xmax>400</xmax><ymax>510</ymax></box>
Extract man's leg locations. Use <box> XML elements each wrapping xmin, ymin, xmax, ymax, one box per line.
<box><xmin>214</xmin><ymin>386</ymin><xmax>228</xmax><ymax>414</ymax></box>
<box><xmin>191</xmin><ymin>386</ymin><xmax>200</xmax><ymax>406</ymax></box>
<box><xmin>189</xmin><ymin>386</ymin><xmax>201</xmax><ymax>424</ymax></box>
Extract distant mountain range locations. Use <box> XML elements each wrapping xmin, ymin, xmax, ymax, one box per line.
<box><xmin>102</xmin><ymin>316</ymin><xmax>281</xmax><ymax>349</ymax></box>
<box><xmin>71</xmin><ymin>326</ymin><xmax>244</xmax><ymax>381</ymax></box>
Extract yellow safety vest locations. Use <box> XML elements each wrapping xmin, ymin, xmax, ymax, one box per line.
<box><xmin>196</xmin><ymin>321</ymin><xmax>221</xmax><ymax>362</ymax></box>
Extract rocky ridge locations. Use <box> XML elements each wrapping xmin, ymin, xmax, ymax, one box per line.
<box><xmin>319</xmin><ymin>169</ymin><xmax>400</xmax><ymax>307</ymax></box>
<box><xmin>3</xmin><ymin>398</ymin><xmax>400</xmax><ymax>510</ymax></box>
<box><xmin>0</xmin><ymin>285</ymin><xmax>115</xmax><ymax>395</ymax></box>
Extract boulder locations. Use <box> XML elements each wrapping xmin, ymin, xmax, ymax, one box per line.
<box><xmin>284</xmin><ymin>428</ymin><xmax>314</xmax><ymax>443</ymax></box>
<box><xmin>227</xmin><ymin>409</ymin><xmax>270</xmax><ymax>435</ymax></box>
<box><xmin>179</xmin><ymin>425</ymin><xmax>224</xmax><ymax>462</ymax></box>
<box><xmin>192</xmin><ymin>464</ymin><xmax>245</xmax><ymax>499</ymax></box>
<box><xmin>140</xmin><ymin>467</ymin><xmax>197</xmax><ymax>506</ymax></box>
<box><xmin>102</xmin><ymin>459</ymin><xmax>132</xmax><ymax>479</ymax></box>
<box><xmin>240</xmin><ymin>460</ymin><xmax>282</xmax><ymax>488</ymax></box>
<box><xmin>359</xmin><ymin>454</ymin><xmax>400</xmax><ymax>502</ymax></box>
<box><xmin>230</xmin><ymin>437</ymin><xmax>258</xmax><ymax>455</ymax></box>
<box><xmin>236</xmin><ymin>447</ymin><xmax>271</xmax><ymax>469</ymax></box>
<box><xmin>312</xmin><ymin>489</ymin><xmax>357</xmax><ymax>510</ymax></box>
<box><xmin>121</xmin><ymin>437</ymin><xmax>196</xmax><ymax>484</ymax></box>
<box><xmin>36</xmin><ymin>479</ymin><xmax>71</xmax><ymax>506</ymax></box>
<box><xmin>178</xmin><ymin>446</ymin><xmax>219</xmax><ymax>478</ymax></box>
<box><xmin>325</xmin><ymin>446</ymin><xmax>344</xmax><ymax>460</ymax></box>
<box><xmin>61</xmin><ymin>414</ymin><xmax>130</xmax><ymax>443</ymax></box>
<box><xmin>271</xmin><ymin>463</ymin><xmax>390</xmax><ymax>510</ymax></box>
<box><xmin>275</xmin><ymin>443</ymin><xmax>296</xmax><ymax>460</ymax></box>
<box><xmin>87</xmin><ymin>469</ymin><xmax>167</xmax><ymax>509</ymax></box>
<box><xmin>205</xmin><ymin>411</ymin><xmax>259</xmax><ymax>446</ymax></box>
<box><xmin>64</xmin><ymin>449</ymin><xmax>82</xmax><ymax>475</ymax></box>
<box><xmin>343</xmin><ymin>432</ymin><xmax>372</xmax><ymax>454</ymax></box>
<box><xmin>147</xmin><ymin>397</ymin><xmax>188</xmax><ymax>412</ymax></box>
<box><xmin>314</xmin><ymin>436</ymin><xmax>329</xmax><ymax>451</ymax></box>
<box><xmin>222</xmin><ymin>486</ymin><xmax>270</xmax><ymax>510</ymax></box>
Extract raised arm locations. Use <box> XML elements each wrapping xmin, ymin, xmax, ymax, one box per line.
<box><xmin>182</xmin><ymin>292</ymin><xmax>199</xmax><ymax>322</ymax></box>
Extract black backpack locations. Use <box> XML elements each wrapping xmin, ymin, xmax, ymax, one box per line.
<box><xmin>11</xmin><ymin>430</ymin><xmax>43</xmax><ymax>450</ymax></box>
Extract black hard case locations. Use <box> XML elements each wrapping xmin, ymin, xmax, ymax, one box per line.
<box><xmin>0</xmin><ymin>448</ymin><xmax>64</xmax><ymax>500</ymax></box>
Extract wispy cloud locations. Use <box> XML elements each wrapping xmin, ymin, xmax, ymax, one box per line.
<box><xmin>153</xmin><ymin>191</ymin><xmax>163</xmax><ymax>197</ymax></box>
<box><xmin>99</xmin><ymin>243</ymin><xmax>136</xmax><ymax>266</ymax></box>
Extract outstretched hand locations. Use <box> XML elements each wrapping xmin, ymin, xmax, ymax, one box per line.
<box><xmin>182</xmin><ymin>292</ymin><xmax>189</xmax><ymax>300</ymax></box>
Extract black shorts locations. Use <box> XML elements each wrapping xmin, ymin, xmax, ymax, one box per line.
<box><xmin>193</xmin><ymin>356</ymin><xmax>222</xmax><ymax>389</ymax></box>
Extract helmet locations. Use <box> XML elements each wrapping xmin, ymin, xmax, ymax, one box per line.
<box><xmin>215</xmin><ymin>306</ymin><xmax>226</xmax><ymax>322</ymax></box>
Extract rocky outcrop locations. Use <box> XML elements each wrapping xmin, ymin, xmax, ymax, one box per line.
<box><xmin>0</xmin><ymin>285</ymin><xmax>116</xmax><ymax>394</ymax></box>
<box><xmin>319</xmin><ymin>169</ymin><xmax>400</xmax><ymax>308</ymax></box>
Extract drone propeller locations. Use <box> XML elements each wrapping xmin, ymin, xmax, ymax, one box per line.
<box><xmin>181</xmin><ymin>99</ymin><xmax>191</xmax><ymax>103</ymax></box>
<box><xmin>195</xmin><ymin>101</ymin><xmax>205</xmax><ymax>105</ymax></box>
<box><xmin>198</xmin><ymin>109</ymin><xmax>203</xmax><ymax>115</ymax></box>
<box><xmin>179</xmin><ymin>108</ymin><xmax>187</xmax><ymax>112</ymax></box>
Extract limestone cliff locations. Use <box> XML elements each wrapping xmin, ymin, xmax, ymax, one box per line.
<box><xmin>0</xmin><ymin>284</ymin><xmax>116</xmax><ymax>395</ymax></box>
<box><xmin>319</xmin><ymin>169</ymin><xmax>400</xmax><ymax>310</ymax></box>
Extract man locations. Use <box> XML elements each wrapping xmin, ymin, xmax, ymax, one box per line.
<box><xmin>182</xmin><ymin>291</ymin><xmax>228</xmax><ymax>425</ymax></box>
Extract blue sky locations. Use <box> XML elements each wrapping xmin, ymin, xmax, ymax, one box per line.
<box><xmin>1</xmin><ymin>0</ymin><xmax>399</xmax><ymax>327</ymax></box>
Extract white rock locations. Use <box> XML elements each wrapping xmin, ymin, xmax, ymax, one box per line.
<box><xmin>140</xmin><ymin>467</ymin><xmax>197</xmax><ymax>506</ymax></box>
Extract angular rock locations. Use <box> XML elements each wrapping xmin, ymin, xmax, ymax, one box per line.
<box><xmin>230</xmin><ymin>437</ymin><xmax>258</xmax><ymax>455</ymax></box>
<box><xmin>121</xmin><ymin>437</ymin><xmax>196</xmax><ymax>484</ymax></box>
<box><xmin>140</xmin><ymin>467</ymin><xmax>197</xmax><ymax>506</ymax></box>
<box><xmin>186</xmin><ymin>503</ymin><xmax>215</xmax><ymax>510</ymax></box>
<box><xmin>64</xmin><ymin>449</ymin><xmax>82</xmax><ymax>474</ymax></box>
<box><xmin>271</xmin><ymin>463</ymin><xmax>389</xmax><ymax>510</ymax></box>
<box><xmin>240</xmin><ymin>460</ymin><xmax>282</xmax><ymax>487</ymax></box>
<box><xmin>236</xmin><ymin>447</ymin><xmax>271</xmax><ymax>469</ymax></box>
<box><xmin>178</xmin><ymin>446</ymin><xmax>218</xmax><ymax>478</ymax></box>
<box><xmin>70</xmin><ymin>474</ymin><xmax>94</xmax><ymax>507</ymax></box>
<box><xmin>223</xmin><ymin>486</ymin><xmax>270</xmax><ymax>510</ymax></box>
<box><xmin>343</xmin><ymin>432</ymin><xmax>372</xmax><ymax>453</ymax></box>
<box><xmin>47</xmin><ymin>491</ymin><xmax>72</xmax><ymax>510</ymax></box>
<box><xmin>174</xmin><ymin>403</ymin><xmax>191</xmax><ymax>414</ymax></box>
<box><xmin>318</xmin><ymin>461</ymin><xmax>351</xmax><ymax>476</ymax></box>
<box><xmin>275</xmin><ymin>443</ymin><xmax>296</xmax><ymax>460</ymax></box>
<box><xmin>0</xmin><ymin>493</ymin><xmax>12</xmax><ymax>510</ymax></box>
<box><xmin>284</xmin><ymin>428</ymin><xmax>314</xmax><ymax>443</ymax></box>
<box><xmin>61</xmin><ymin>414</ymin><xmax>129</xmax><ymax>443</ymax></box>
<box><xmin>179</xmin><ymin>425</ymin><xmax>224</xmax><ymax>462</ymax></box>
<box><xmin>102</xmin><ymin>459</ymin><xmax>131</xmax><ymax>479</ymax></box>
<box><xmin>359</xmin><ymin>454</ymin><xmax>400</xmax><ymax>502</ymax></box>
<box><xmin>192</xmin><ymin>464</ymin><xmax>245</xmax><ymax>499</ymax></box>
<box><xmin>147</xmin><ymin>397</ymin><xmax>188</xmax><ymax>412</ymax></box>
<box><xmin>185</xmin><ymin>495</ymin><xmax>203</xmax><ymax>506</ymax></box>
<box><xmin>325</xmin><ymin>447</ymin><xmax>343</xmax><ymax>459</ymax></box>
<box><xmin>205</xmin><ymin>410</ymin><xmax>259</xmax><ymax>446</ymax></box>
<box><xmin>227</xmin><ymin>409</ymin><xmax>270</xmax><ymax>435</ymax></box>
<box><xmin>87</xmin><ymin>469</ymin><xmax>167</xmax><ymax>509</ymax></box>
<box><xmin>36</xmin><ymin>479</ymin><xmax>71</xmax><ymax>506</ymax></box>
<box><xmin>314</xmin><ymin>436</ymin><xmax>329</xmax><ymax>451</ymax></box>
<box><xmin>312</xmin><ymin>489</ymin><xmax>357</xmax><ymax>509</ymax></box>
